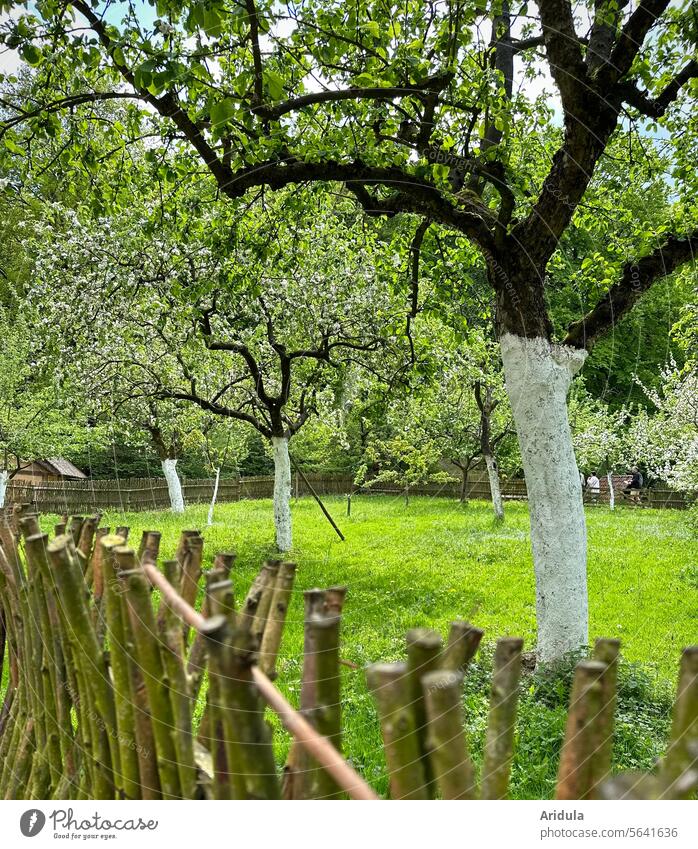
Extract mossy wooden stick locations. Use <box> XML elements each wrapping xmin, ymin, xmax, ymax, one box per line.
<box><xmin>99</xmin><ymin>534</ymin><xmax>140</xmax><ymax>799</ymax></box>
<box><xmin>441</xmin><ymin>621</ymin><xmax>484</xmax><ymax>673</ymax></box>
<box><xmin>366</xmin><ymin>661</ymin><xmax>428</xmax><ymax>800</ymax></box>
<box><xmin>204</xmin><ymin>621</ymin><xmax>280</xmax><ymax>800</ymax></box>
<box><xmin>200</xmin><ymin>616</ymin><xmax>247</xmax><ymax>800</ymax></box>
<box><xmin>282</xmin><ymin>588</ymin><xmax>326</xmax><ymax>799</ymax></box>
<box><xmin>179</xmin><ymin>534</ymin><xmax>203</xmax><ymax>645</ymax></box>
<box><xmin>481</xmin><ymin>637</ymin><xmax>523</xmax><ymax>800</ymax></box>
<box><xmin>308</xmin><ymin>609</ymin><xmax>342</xmax><ymax>799</ymax></box>
<box><xmin>423</xmin><ymin>669</ymin><xmax>478</xmax><ymax>799</ymax></box>
<box><xmin>259</xmin><ymin>561</ymin><xmax>297</xmax><ymax>678</ymax></box>
<box><xmin>590</xmin><ymin>637</ymin><xmax>620</xmax><ymax>792</ymax></box>
<box><xmin>47</xmin><ymin>535</ymin><xmax>120</xmax><ymax>796</ymax></box>
<box><xmin>555</xmin><ymin>660</ymin><xmax>606</xmax><ymax>800</ymax></box>
<box><xmin>118</xmin><ymin>556</ymin><xmax>182</xmax><ymax>799</ymax></box>
<box><xmin>239</xmin><ymin>560</ymin><xmax>279</xmax><ymax>643</ymax></box>
<box><xmin>137</xmin><ymin>530</ymin><xmax>161</xmax><ymax>564</ymax></box>
<box><xmin>406</xmin><ymin>627</ymin><xmax>443</xmax><ymax>797</ymax></box>
<box><xmin>187</xmin><ymin>572</ymin><xmax>233</xmax><ymax>704</ymax></box>
<box><xmin>159</xmin><ymin>579</ymin><xmax>198</xmax><ymax>799</ymax></box>
<box><xmin>661</xmin><ymin>646</ymin><xmax>698</xmax><ymax>797</ymax></box>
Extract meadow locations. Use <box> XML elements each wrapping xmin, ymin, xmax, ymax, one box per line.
<box><xmin>38</xmin><ymin>496</ymin><xmax>698</xmax><ymax>798</ymax></box>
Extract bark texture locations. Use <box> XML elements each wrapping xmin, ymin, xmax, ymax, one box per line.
<box><xmin>500</xmin><ymin>333</ymin><xmax>588</xmax><ymax>662</ymax></box>
<box><xmin>484</xmin><ymin>453</ymin><xmax>504</xmax><ymax>521</ymax></box>
<box><xmin>0</xmin><ymin>470</ymin><xmax>8</xmax><ymax>509</ymax></box>
<box><xmin>272</xmin><ymin>436</ymin><xmax>292</xmax><ymax>551</ymax></box>
<box><xmin>207</xmin><ymin>467</ymin><xmax>221</xmax><ymax>526</ymax></box>
<box><xmin>161</xmin><ymin>458</ymin><xmax>185</xmax><ymax>513</ymax></box>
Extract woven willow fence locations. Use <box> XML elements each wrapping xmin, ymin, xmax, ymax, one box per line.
<box><xmin>0</xmin><ymin>504</ymin><xmax>696</xmax><ymax>800</ymax></box>
<box><xmin>5</xmin><ymin>473</ymin><xmax>689</xmax><ymax>514</ymax></box>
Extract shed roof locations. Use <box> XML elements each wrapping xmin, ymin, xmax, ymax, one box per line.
<box><xmin>39</xmin><ymin>458</ymin><xmax>88</xmax><ymax>479</ymax></box>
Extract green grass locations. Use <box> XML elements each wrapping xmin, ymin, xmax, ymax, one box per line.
<box><xmin>35</xmin><ymin>496</ymin><xmax>698</xmax><ymax>797</ymax></box>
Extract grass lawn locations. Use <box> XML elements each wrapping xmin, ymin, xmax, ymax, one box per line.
<box><xmin>37</xmin><ymin>496</ymin><xmax>698</xmax><ymax>798</ymax></box>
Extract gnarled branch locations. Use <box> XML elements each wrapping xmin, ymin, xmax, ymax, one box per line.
<box><xmin>564</xmin><ymin>228</ymin><xmax>698</xmax><ymax>350</ymax></box>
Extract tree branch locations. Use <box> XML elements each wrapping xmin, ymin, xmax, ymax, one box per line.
<box><xmin>159</xmin><ymin>389</ymin><xmax>272</xmax><ymax>439</ymax></box>
<box><xmin>71</xmin><ymin>0</ymin><xmax>231</xmax><ymax>187</ymax></box>
<box><xmin>564</xmin><ymin>228</ymin><xmax>698</xmax><ymax>349</ymax></box>
<box><xmin>0</xmin><ymin>91</ymin><xmax>143</xmax><ymax>135</ymax></box>
<box><xmin>537</xmin><ymin>0</ymin><xmax>588</xmax><ymax>117</ymax></box>
<box><xmin>245</xmin><ymin>0</ymin><xmax>265</xmax><ymax>107</ymax></box>
<box><xmin>252</xmin><ymin>81</ymin><xmax>451</xmax><ymax>120</ymax></box>
<box><xmin>586</xmin><ymin>0</ymin><xmax>630</xmax><ymax>78</ymax></box>
<box><xmin>607</xmin><ymin>0</ymin><xmax>671</xmax><ymax>82</ymax></box>
<box><xmin>618</xmin><ymin>59</ymin><xmax>698</xmax><ymax>117</ymax></box>
<box><xmin>198</xmin><ymin>307</ymin><xmax>273</xmax><ymax>406</ymax></box>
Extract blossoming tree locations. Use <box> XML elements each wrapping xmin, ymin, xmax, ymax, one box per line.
<box><xmin>30</xmin><ymin>195</ymin><xmax>404</xmax><ymax>547</ymax></box>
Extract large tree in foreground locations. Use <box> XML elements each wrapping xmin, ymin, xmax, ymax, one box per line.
<box><xmin>3</xmin><ymin>0</ymin><xmax>697</xmax><ymax>659</ymax></box>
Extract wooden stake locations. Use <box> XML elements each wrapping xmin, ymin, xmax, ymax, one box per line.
<box><xmin>590</xmin><ymin>637</ymin><xmax>620</xmax><ymax>792</ymax></box>
<box><xmin>366</xmin><ymin>662</ymin><xmax>428</xmax><ymax>799</ymax></box>
<box><xmin>308</xmin><ymin>609</ymin><xmax>342</xmax><ymax>799</ymax></box>
<box><xmin>481</xmin><ymin>637</ymin><xmax>523</xmax><ymax>800</ymax></box>
<box><xmin>259</xmin><ymin>561</ymin><xmax>297</xmax><ymax>678</ymax></box>
<box><xmin>555</xmin><ymin>660</ymin><xmax>606</xmax><ymax>800</ymax></box>
<box><xmin>661</xmin><ymin>645</ymin><xmax>698</xmax><ymax>797</ymax></box>
<box><xmin>423</xmin><ymin>669</ymin><xmax>478</xmax><ymax>799</ymax></box>
<box><xmin>441</xmin><ymin>621</ymin><xmax>483</xmax><ymax>673</ymax></box>
<box><xmin>406</xmin><ymin>627</ymin><xmax>443</xmax><ymax>797</ymax></box>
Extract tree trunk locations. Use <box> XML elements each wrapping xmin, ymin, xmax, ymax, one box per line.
<box><xmin>0</xmin><ymin>470</ymin><xmax>8</xmax><ymax>509</ymax></box>
<box><xmin>607</xmin><ymin>471</ymin><xmax>615</xmax><ymax>511</ymax></box>
<box><xmin>459</xmin><ymin>468</ymin><xmax>469</xmax><ymax>503</ymax></box>
<box><xmin>271</xmin><ymin>436</ymin><xmax>292</xmax><ymax>551</ymax></box>
<box><xmin>207</xmin><ymin>467</ymin><xmax>221</xmax><ymax>526</ymax></box>
<box><xmin>161</xmin><ymin>458</ymin><xmax>185</xmax><ymax>514</ymax></box>
<box><xmin>484</xmin><ymin>454</ymin><xmax>504</xmax><ymax>521</ymax></box>
<box><xmin>500</xmin><ymin>333</ymin><xmax>588</xmax><ymax>663</ymax></box>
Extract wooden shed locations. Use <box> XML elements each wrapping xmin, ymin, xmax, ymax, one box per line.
<box><xmin>12</xmin><ymin>458</ymin><xmax>88</xmax><ymax>484</ymax></box>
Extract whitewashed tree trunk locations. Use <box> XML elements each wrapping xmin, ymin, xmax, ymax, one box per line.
<box><xmin>500</xmin><ymin>333</ymin><xmax>589</xmax><ymax>664</ymax></box>
<box><xmin>0</xmin><ymin>469</ymin><xmax>8</xmax><ymax>509</ymax></box>
<box><xmin>272</xmin><ymin>435</ymin><xmax>292</xmax><ymax>551</ymax></box>
<box><xmin>607</xmin><ymin>470</ymin><xmax>615</xmax><ymax>510</ymax></box>
<box><xmin>161</xmin><ymin>458</ymin><xmax>185</xmax><ymax>513</ymax></box>
<box><xmin>484</xmin><ymin>453</ymin><xmax>504</xmax><ymax>521</ymax></box>
<box><xmin>207</xmin><ymin>466</ymin><xmax>221</xmax><ymax>526</ymax></box>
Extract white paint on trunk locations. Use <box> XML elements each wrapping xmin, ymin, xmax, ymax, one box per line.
<box><xmin>0</xmin><ymin>469</ymin><xmax>8</xmax><ymax>509</ymax></box>
<box><xmin>607</xmin><ymin>471</ymin><xmax>615</xmax><ymax>511</ymax></box>
<box><xmin>207</xmin><ymin>467</ymin><xmax>221</xmax><ymax>526</ymax></box>
<box><xmin>272</xmin><ymin>436</ymin><xmax>292</xmax><ymax>551</ymax></box>
<box><xmin>484</xmin><ymin>453</ymin><xmax>504</xmax><ymax>521</ymax></box>
<box><xmin>161</xmin><ymin>458</ymin><xmax>185</xmax><ymax>514</ymax></box>
<box><xmin>500</xmin><ymin>333</ymin><xmax>589</xmax><ymax>663</ymax></box>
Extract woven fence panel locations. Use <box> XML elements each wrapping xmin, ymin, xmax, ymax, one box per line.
<box><xmin>5</xmin><ymin>472</ymin><xmax>689</xmax><ymax>513</ymax></box>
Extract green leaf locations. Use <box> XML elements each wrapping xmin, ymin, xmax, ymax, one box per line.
<box><xmin>203</xmin><ymin>7</ymin><xmax>223</xmax><ymax>38</ymax></box>
<box><xmin>353</xmin><ymin>72</ymin><xmax>374</xmax><ymax>87</ymax></box>
<box><xmin>264</xmin><ymin>70</ymin><xmax>285</xmax><ymax>101</ymax></box>
<box><xmin>21</xmin><ymin>43</ymin><xmax>42</xmax><ymax>65</ymax></box>
<box><xmin>210</xmin><ymin>98</ymin><xmax>236</xmax><ymax>129</ymax></box>
<box><xmin>3</xmin><ymin>136</ymin><xmax>25</xmax><ymax>156</ymax></box>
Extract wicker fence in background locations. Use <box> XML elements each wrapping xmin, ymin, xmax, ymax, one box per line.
<box><xmin>5</xmin><ymin>477</ymin><xmax>242</xmax><ymax>515</ymax></box>
<box><xmin>4</xmin><ymin>472</ymin><xmax>690</xmax><ymax>514</ymax></box>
